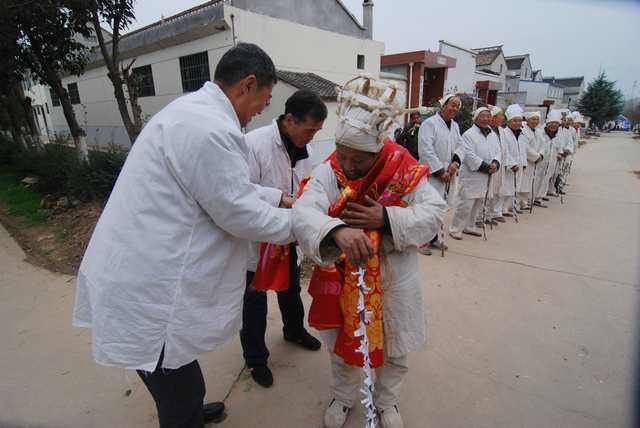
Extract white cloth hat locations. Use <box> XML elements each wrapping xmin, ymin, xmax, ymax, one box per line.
<box><xmin>505</xmin><ymin>104</ymin><xmax>524</xmax><ymax>121</ymax></box>
<box><xmin>473</xmin><ymin>107</ymin><xmax>491</xmax><ymax>121</ymax></box>
<box><xmin>525</xmin><ymin>111</ymin><xmax>541</xmax><ymax>120</ymax></box>
<box><xmin>546</xmin><ymin>110</ymin><xmax>563</xmax><ymax>124</ymax></box>
<box><xmin>490</xmin><ymin>106</ymin><xmax>503</xmax><ymax>117</ymax></box>
<box><xmin>439</xmin><ymin>93</ymin><xmax>458</xmax><ymax>107</ymax></box>
<box><xmin>335</xmin><ymin>75</ymin><xmax>404</xmax><ymax>153</ymax></box>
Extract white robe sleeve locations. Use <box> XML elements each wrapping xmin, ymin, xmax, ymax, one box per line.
<box><xmin>292</xmin><ymin>164</ymin><xmax>345</xmax><ymax>265</ymax></box>
<box><xmin>385</xmin><ymin>177</ymin><xmax>446</xmax><ymax>251</ymax></box>
<box><xmin>462</xmin><ymin>132</ymin><xmax>483</xmax><ymax>171</ymax></box>
<box><xmin>418</xmin><ymin>120</ymin><xmax>443</xmax><ymax>172</ymax></box>
<box><xmin>166</xmin><ymin>130</ymin><xmax>293</xmax><ymax>245</ymax></box>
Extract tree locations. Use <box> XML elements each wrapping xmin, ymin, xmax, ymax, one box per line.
<box><xmin>576</xmin><ymin>72</ymin><xmax>624</xmax><ymax>128</ymax></box>
<box><xmin>4</xmin><ymin>0</ymin><xmax>92</xmax><ymax>161</ymax></box>
<box><xmin>88</xmin><ymin>0</ymin><xmax>143</xmax><ymax>145</ymax></box>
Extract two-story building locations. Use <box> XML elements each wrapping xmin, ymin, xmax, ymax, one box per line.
<box><xmin>47</xmin><ymin>0</ymin><xmax>384</xmax><ymax>148</ymax></box>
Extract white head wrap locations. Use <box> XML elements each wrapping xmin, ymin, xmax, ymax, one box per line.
<box><xmin>335</xmin><ymin>75</ymin><xmax>403</xmax><ymax>153</ymax></box>
<box><xmin>546</xmin><ymin>110</ymin><xmax>563</xmax><ymax>124</ymax></box>
<box><xmin>490</xmin><ymin>106</ymin><xmax>503</xmax><ymax>117</ymax></box>
<box><xmin>439</xmin><ymin>93</ymin><xmax>458</xmax><ymax>107</ymax></box>
<box><xmin>525</xmin><ymin>111</ymin><xmax>541</xmax><ymax>120</ymax></box>
<box><xmin>505</xmin><ymin>104</ymin><xmax>524</xmax><ymax>121</ymax></box>
<box><xmin>473</xmin><ymin>107</ymin><xmax>491</xmax><ymax>121</ymax></box>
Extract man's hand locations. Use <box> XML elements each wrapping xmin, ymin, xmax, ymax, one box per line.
<box><xmin>511</xmin><ymin>165</ymin><xmax>519</xmax><ymax>172</ymax></box>
<box><xmin>279</xmin><ymin>195</ymin><xmax>295</xmax><ymax>209</ymax></box>
<box><xmin>341</xmin><ymin>196</ymin><xmax>385</xmax><ymax>229</ymax></box>
<box><xmin>332</xmin><ymin>227</ymin><xmax>374</xmax><ymax>265</ymax></box>
<box><xmin>488</xmin><ymin>162</ymin><xmax>498</xmax><ymax>174</ymax></box>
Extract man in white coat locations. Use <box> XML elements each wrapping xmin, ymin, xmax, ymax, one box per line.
<box><xmin>293</xmin><ymin>76</ymin><xmax>446</xmax><ymax>428</ymax></box>
<box><xmin>418</xmin><ymin>93</ymin><xmax>462</xmax><ymax>250</ymax></box>
<box><xmin>241</xmin><ymin>90</ymin><xmax>326</xmax><ymax>387</ymax></box>
<box><xmin>540</xmin><ymin>110</ymin><xmax>566</xmax><ymax>198</ymax></box>
<box><xmin>72</xmin><ymin>44</ymin><xmax>294</xmax><ymax>427</ymax></box>
<box><xmin>449</xmin><ymin>107</ymin><xmax>501</xmax><ymax>240</ymax></box>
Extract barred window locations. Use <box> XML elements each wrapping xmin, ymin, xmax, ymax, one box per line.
<box><xmin>132</xmin><ymin>65</ymin><xmax>155</xmax><ymax>97</ymax></box>
<box><xmin>50</xmin><ymin>89</ymin><xmax>61</xmax><ymax>106</ymax></box>
<box><xmin>67</xmin><ymin>82</ymin><xmax>81</xmax><ymax>104</ymax></box>
<box><xmin>179</xmin><ymin>52</ymin><xmax>210</xmax><ymax>93</ymax></box>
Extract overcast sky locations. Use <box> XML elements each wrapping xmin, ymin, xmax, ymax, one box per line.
<box><xmin>128</xmin><ymin>0</ymin><xmax>640</xmax><ymax>98</ymax></box>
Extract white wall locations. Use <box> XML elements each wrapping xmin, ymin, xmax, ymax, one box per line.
<box><xmin>229</xmin><ymin>6</ymin><xmax>384</xmax><ymax>86</ymax></box>
<box><xmin>439</xmin><ymin>42</ymin><xmax>476</xmax><ymax>94</ymax></box>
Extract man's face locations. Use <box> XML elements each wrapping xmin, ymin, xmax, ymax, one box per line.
<box><xmin>235</xmin><ymin>76</ymin><xmax>274</xmax><ymax>127</ymax></box>
<box><xmin>508</xmin><ymin>117</ymin><xmax>523</xmax><ymax>131</ymax></box>
<box><xmin>526</xmin><ymin>117</ymin><xmax>540</xmax><ymax>129</ymax></box>
<box><xmin>546</xmin><ymin>122</ymin><xmax>560</xmax><ymax>133</ymax></box>
<box><xmin>442</xmin><ymin>98</ymin><xmax>461</xmax><ymax>121</ymax></box>
<box><xmin>475</xmin><ymin>111</ymin><xmax>491</xmax><ymax>128</ymax></box>
<box><xmin>335</xmin><ymin>144</ymin><xmax>378</xmax><ymax>180</ymax></box>
<box><xmin>491</xmin><ymin>112</ymin><xmax>505</xmax><ymax>127</ymax></box>
<box><xmin>410</xmin><ymin>113</ymin><xmax>422</xmax><ymax>126</ymax></box>
<box><xmin>283</xmin><ymin>114</ymin><xmax>324</xmax><ymax>148</ymax></box>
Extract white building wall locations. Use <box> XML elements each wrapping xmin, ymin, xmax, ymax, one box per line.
<box><xmin>48</xmin><ymin>5</ymin><xmax>383</xmax><ymax>148</ymax></box>
<box><xmin>439</xmin><ymin>42</ymin><xmax>476</xmax><ymax>94</ymax></box>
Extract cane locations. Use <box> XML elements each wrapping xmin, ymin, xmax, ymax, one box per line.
<box><xmin>530</xmin><ymin>162</ymin><xmax>537</xmax><ymax>214</ymax></box>
<box><xmin>512</xmin><ymin>172</ymin><xmax>519</xmax><ymax>223</ymax></box>
<box><xmin>482</xmin><ymin>173</ymin><xmax>492</xmax><ymax>241</ymax></box>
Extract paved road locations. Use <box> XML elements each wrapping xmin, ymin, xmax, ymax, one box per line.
<box><xmin>0</xmin><ymin>132</ymin><xmax>638</xmax><ymax>428</ymax></box>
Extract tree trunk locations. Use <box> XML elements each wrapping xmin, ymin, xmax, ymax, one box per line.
<box><xmin>48</xmin><ymin>74</ymin><xmax>88</xmax><ymax>162</ymax></box>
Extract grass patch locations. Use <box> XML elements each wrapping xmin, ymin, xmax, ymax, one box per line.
<box><xmin>0</xmin><ymin>173</ymin><xmax>48</xmax><ymax>224</ymax></box>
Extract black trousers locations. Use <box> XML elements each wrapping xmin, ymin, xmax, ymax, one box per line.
<box><xmin>240</xmin><ymin>246</ymin><xmax>305</xmax><ymax>367</ymax></box>
<box><xmin>137</xmin><ymin>348</ymin><xmax>206</xmax><ymax>428</ymax></box>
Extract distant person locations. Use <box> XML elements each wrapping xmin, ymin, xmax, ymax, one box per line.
<box><xmin>72</xmin><ymin>43</ymin><xmax>294</xmax><ymax>427</ymax></box>
<box><xmin>397</xmin><ymin>111</ymin><xmax>422</xmax><ymax>160</ymax></box>
<box><xmin>241</xmin><ymin>90</ymin><xmax>326</xmax><ymax>387</ymax></box>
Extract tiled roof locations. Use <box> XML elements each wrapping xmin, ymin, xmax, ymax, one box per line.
<box><xmin>472</xmin><ymin>46</ymin><xmax>503</xmax><ymax>66</ymax></box>
<box><xmin>277</xmin><ymin>70</ymin><xmax>338</xmax><ymax>99</ymax></box>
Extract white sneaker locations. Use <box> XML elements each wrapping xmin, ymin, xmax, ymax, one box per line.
<box><xmin>379</xmin><ymin>405</ymin><xmax>404</xmax><ymax>428</ymax></box>
<box><xmin>324</xmin><ymin>399</ymin><xmax>350</xmax><ymax>428</ymax></box>
<box><xmin>449</xmin><ymin>231</ymin><xmax>463</xmax><ymax>240</ymax></box>
<box><xmin>463</xmin><ymin>227</ymin><xmax>483</xmax><ymax>237</ymax></box>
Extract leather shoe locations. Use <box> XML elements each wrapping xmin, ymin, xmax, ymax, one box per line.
<box><xmin>250</xmin><ymin>365</ymin><xmax>273</xmax><ymax>388</ymax></box>
<box><xmin>203</xmin><ymin>402</ymin><xmax>226</xmax><ymax>424</ymax></box>
<box><xmin>284</xmin><ymin>330</ymin><xmax>321</xmax><ymax>351</ymax></box>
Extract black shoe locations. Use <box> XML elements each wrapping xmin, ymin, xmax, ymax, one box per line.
<box><xmin>284</xmin><ymin>330</ymin><xmax>322</xmax><ymax>351</ymax></box>
<box><xmin>250</xmin><ymin>365</ymin><xmax>274</xmax><ymax>388</ymax></box>
<box><xmin>203</xmin><ymin>402</ymin><xmax>227</xmax><ymax>424</ymax></box>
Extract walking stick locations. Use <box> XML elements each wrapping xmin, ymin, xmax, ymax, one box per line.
<box><xmin>530</xmin><ymin>163</ymin><xmax>537</xmax><ymax>214</ymax></box>
<box><xmin>512</xmin><ymin>172</ymin><xmax>519</xmax><ymax>223</ymax></box>
<box><xmin>440</xmin><ymin>180</ymin><xmax>451</xmax><ymax>257</ymax></box>
<box><xmin>482</xmin><ymin>173</ymin><xmax>492</xmax><ymax>241</ymax></box>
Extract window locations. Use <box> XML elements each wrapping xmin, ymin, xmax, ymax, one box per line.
<box><xmin>50</xmin><ymin>89</ymin><xmax>61</xmax><ymax>106</ymax></box>
<box><xmin>357</xmin><ymin>54</ymin><xmax>365</xmax><ymax>70</ymax></box>
<box><xmin>179</xmin><ymin>52</ymin><xmax>210</xmax><ymax>92</ymax></box>
<box><xmin>67</xmin><ymin>82</ymin><xmax>81</xmax><ymax>104</ymax></box>
<box><xmin>132</xmin><ymin>65</ymin><xmax>156</xmax><ymax>97</ymax></box>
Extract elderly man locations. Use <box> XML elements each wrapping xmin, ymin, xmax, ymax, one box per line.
<box><xmin>293</xmin><ymin>76</ymin><xmax>446</xmax><ymax>428</ymax></box>
<box><xmin>418</xmin><ymin>94</ymin><xmax>462</xmax><ymax>250</ymax></box>
<box><xmin>72</xmin><ymin>44</ymin><xmax>294</xmax><ymax>427</ymax></box>
<box><xmin>449</xmin><ymin>107</ymin><xmax>501</xmax><ymax>240</ymax></box>
<box><xmin>241</xmin><ymin>90</ymin><xmax>326</xmax><ymax>387</ymax></box>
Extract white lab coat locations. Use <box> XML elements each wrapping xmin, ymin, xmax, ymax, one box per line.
<box><xmin>417</xmin><ymin>113</ymin><xmax>461</xmax><ymax>196</ymax></box>
<box><xmin>73</xmin><ymin>82</ymin><xmax>294</xmax><ymax>370</ymax></box>
<box><xmin>245</xmin><ymin>119</ymin><xmax>313</xmax><ymax>271</ymax></box>
<box><xmin>519</xmin><ymin>125</ymin><xmax>543</xmax><ymax>193</ymax></box>
<box><xmin>457</xmin><ymin>125</ymin><xmax>502</xmax><ymax>199</ymax></box>
<box><xmin>293</xmin><ymin>163</ymin><xmax>446</xmax><ymax>357</ymax></box>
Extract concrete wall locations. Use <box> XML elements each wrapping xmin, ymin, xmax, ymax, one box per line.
<box><xmin>234</xmin><ymin>0</ymin><xmax>368</xmax><ymax>39</ymax></box>
<box><xmin>230</xmin><ymin>6</ymin><xmax>384</xmax><ymax>86</ymax></box>
<box><xmin>439</xmin><ymin>42</ymin><xmax>476</xmax><ymax>94</ymax></box>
